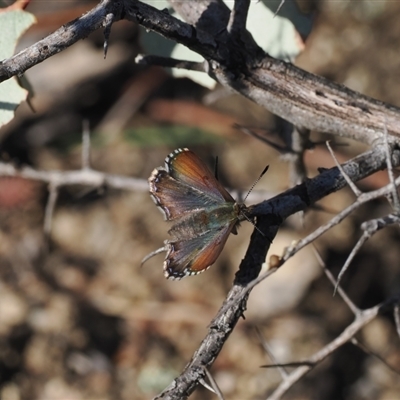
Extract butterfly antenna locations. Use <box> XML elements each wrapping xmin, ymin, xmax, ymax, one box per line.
<box><xmin>240</xmin><ymin>165</ymin><xmax>270</xmax><ymax>240</ymax></box>
<box><xmin>243</xmin><ymin>165</ymin><xmax>269</xmax><ymax>202</ymax></box>
<box><xmin>214</xmin><ymin>156</ymin><xmax>219</xmax><ymax>180</ymax></box>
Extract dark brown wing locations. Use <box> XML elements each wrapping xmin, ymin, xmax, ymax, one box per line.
<box><xmin>163</xmin><ymin>221</ymin><xmax>236</xmax><ymax>279</ymax></box>
<box><xmin>165</xmin><ymin>148</ymin><xmax>234</xmax><ymax>203</ymax></box>
<box><xmin>149</xmin><ymin>169</ymin><xmax>226</xmax><ymax>220</ymax></box>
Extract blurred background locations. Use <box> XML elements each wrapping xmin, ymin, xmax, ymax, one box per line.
<box><xmin>0</xmin><ymin>1</ymin><xmax>400</xmax><ymax>399</ymax></box>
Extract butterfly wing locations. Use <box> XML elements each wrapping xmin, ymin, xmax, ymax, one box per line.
<box><xmin>165</xmin><ymin>148</ymin><xmax>234</xmax><ymax>203</ymax></box>
<box><xmin>149</xmin><ymin>169</ymin><xmax>225</xmax><ymax>220</ymax></box>
<box><xmin>150</xmin><ymin>148</ymin><xmax>235</xmax><ymax>220</ymax></box>
<box><xmin>163</xmin><ymin>221</ymin><xmax>236</xmax><ymax>279</ymax></box>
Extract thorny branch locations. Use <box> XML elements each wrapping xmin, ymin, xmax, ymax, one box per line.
<box><xmin>154</xmin><ymin>144</ymin><xmax>400</xmax><ymax>398</ymax></box>
<box><xmin>0</xmin><ymin>162</ymin><xmax>148</xmax><ymax>192</ymax></box>
<box><xmin>1</xmin><ymin>0</ymin><xmax>400</xmax><ymax>399</ymax></box>
<box><xmin>281</xmin><ymin>174</ymin><xmax>400</xmax><ymax>265</ymax></box>
<box><xmin>267</xmin><ymin>296</ymin><xmax>400</xmax><ymax>400</ymax></box>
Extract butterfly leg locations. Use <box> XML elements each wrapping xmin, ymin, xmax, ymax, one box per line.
<box><xmin>141</xmin><ymin>246</ymin><xmax>168</xmax><ymax>267</ymax></box>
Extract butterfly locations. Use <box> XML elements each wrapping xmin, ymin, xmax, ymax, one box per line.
<box><xmin>142</xmin><ymin>148</ymin><xmax>253</xmax><ymax>280</ymax></box>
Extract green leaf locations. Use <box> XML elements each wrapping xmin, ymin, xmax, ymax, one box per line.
<box><xmin>0</xmin><ymin>9</ymin><xmax>36</xmax><ymax>128</ymax></box>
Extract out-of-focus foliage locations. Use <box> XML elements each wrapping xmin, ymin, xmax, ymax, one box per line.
<box><xmin>0</xmin><ymin>9</ymin><xmax>35</xmax><ymax>128</ymax></box>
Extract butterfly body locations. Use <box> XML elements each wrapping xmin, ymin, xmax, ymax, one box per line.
<box><xmin>144</xmin><ymin>148</ymin><xmax>248</xmax><ymax>280</ymax></box>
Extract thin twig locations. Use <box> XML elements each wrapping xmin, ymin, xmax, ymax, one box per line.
<box><xmin>238</xmin><ymin>122</ymin><xmax>315</xmax><ymax>186</ymax></box>
<box><xmin>237</xmin><ymin>124</ymin><xmax>287</xmax><ymax>153</ymax></box>
<box><xmin>43</xmin><ymin>183</ymin><xmax>59</xmax><ymax>238</ymax></box>
<box><xmin>267</xmin><ymin>297</ymin><xmax>398</xmax><ymax>400</ymax></box>
<box><xmin>274</xmin><ymin>0</ymin><xmax>286</xmax><ymax>17</ymax></box>
<box><xmin>255</xmin><ymin>327</ymin><xmax>288</xmax><ymax>379</ymax></box>
<box><xmin>351</xmin><ymin>338</ymin><xmax>400</xmax><ymax>375</ymax></box>
<box><xmin>285</xmin><ymin>125</ymin><xmax>310</xmax><ymax>186</ymax></box>
<box><xmin>334</xmin><ymin>214</ymin><xmax>400</xmax><ymax>295</ymax></box>
<box><xmin>0</xmin><ymin>162</ymin><xmax>148</xmax><ymax>192</ymax></box>
<box><xmin>334</xmin><ymin>232</ymin><xmax>369</xmax><ymax>297</ymax></box>
<box><xmin>394</xmin><ymin>304</ymin><xmax>400</xmax><ymax>340</ymax></box>
<box><xmin>243</xmin><ymin>267</ymin><xmax>278</xmax><ymax>292</ymax></box>
<box><xmin>0</xmin><ymin>160</ymin><xmax>276</xmax><ymax>207</ymax></box>
<box><xmin>383</xmin><ymin>122</ymin><xmax>400</xmax><ymax>212</ymax></box>
<box><xmin>215</xmin><ymin>267</ymin><xmax>278</xmax><ymax>319</ymax></box>
<box><xmin>135</xmin><ymin>54</ymin><xmax>208</xmax><ymax>72</ymax></box>
<box><xmin>103</xmin><ymin>12</ymin><xmax>115</xmax><ymax>59</ymax></box>
<box><xmin>311</xmin><ymin>246</ymin><xmax>360</xmax><ymax>315</ymax></box>
<box><xmin>203</xmin><ymin>368</ymin><xmax>225</xmax><ymax>400</ymax></box>
<box><xmin>82</xmin><ymin>120</ymin><xmax>91</xmax><ymax>170</ymax></box>
<box><xmin>282</xmin><ymin>175</ymin><xmax>400</xmax><ymax>263</ymax></box>
<box><xmin>326</xmin><ymin>140</ymin><xmax>362</xmax><ymax>196</ymax></box>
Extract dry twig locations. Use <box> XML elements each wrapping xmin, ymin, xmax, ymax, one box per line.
<box><xmin>267</xmin><ymin>296</ymin><xmax>399</xmax><ymax>400</ymax></box>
